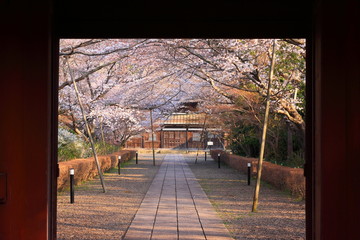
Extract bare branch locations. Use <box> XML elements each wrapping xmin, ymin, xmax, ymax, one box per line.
<box><xmin>59</xmin><ymin>57</ymin><xmax>127</xmax><ymax>90</ymax></box>
<box><xmin>60</xmin><ymin>39</ymin><xmax>107</xmax><ymax>55</ymax></box>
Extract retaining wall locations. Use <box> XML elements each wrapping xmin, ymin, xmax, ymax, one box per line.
<box><xmin>210</xmin><ymin>150</ymin><xmax>305</xmax><ymax>199</ymax></box>
<box><xmin>58</xmin><ymin>150</ymin><xmax>136</xmax><ymax>191</ymax></box>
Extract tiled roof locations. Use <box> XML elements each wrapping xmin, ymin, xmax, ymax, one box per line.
<box><xmin>162</xmin><ymin>113</ymin><xmax>206</xmax><ymax>125</ymax></box>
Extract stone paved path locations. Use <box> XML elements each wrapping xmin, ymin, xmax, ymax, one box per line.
<box><xmin>124</xmin><ymin>154</ymin><xmax>232</xmax><ymax>240</ymax></box>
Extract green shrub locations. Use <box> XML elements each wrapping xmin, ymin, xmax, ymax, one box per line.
<box><xmin>92</xmin><ymin>141</ymin><xmax>120</xmax><ymax>155</ymax></box>
<box><xmin>58</xmin><ymin>127</ymin><xmax>88</xmax><ymax>162</ymax></box>
<box><xmin>228</xmin><ymin>125</ymin><xmax>260</xmax><ymax>157</ymax></box>
<box><xmin>58</xmin><ymin>127</ymin><xmax>120</xmax><ymax>162</ymax></box>
<box><xmin>227</xmin><ymin>116</ymin><xmax>304</xmax><ymax>168</ymax></box>
<box><xmin>267</xmin><ymin>152</ymin><xmax>304</xmax><ymax>168</ymax></box>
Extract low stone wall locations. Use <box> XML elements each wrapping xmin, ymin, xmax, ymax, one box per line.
<box><xmin>58</xmin><ymin>150</ymin><xmax>136</xmax><ymax>191</ymax></box>
<box><xmin>211</xmin><ymin>150</ymin><xmax>305</xmax><ymax>199</ymax></box>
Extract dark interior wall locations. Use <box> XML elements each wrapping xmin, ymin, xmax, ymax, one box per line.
<box><xmin>0</xmin><ymin>0</ymin><xmax>52</xmax><ymax>239</ymax></box>
<box><xmin>314</xmin><ymin>1</ymin><xmax>360</xmax><ymax>239</ymax></box>
<box><xmin>54</xmin><ymin>0</ymin><xmax>312</xmax><ymax>38</ymax></box>
<box><xmin>0</xmin><ymin>0</ymin><xmax>359</xmax><ymax>239</ymax></box>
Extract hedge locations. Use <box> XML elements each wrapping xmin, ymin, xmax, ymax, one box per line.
<box><xmin>58</xmin><ymin>150</ymin><xmax>136</xmax><ymax>191</ymax></box>
<box><xmin>210</xmin><ymin>150</ymin><xmax>305</xmax><ymax>199</ymax></box>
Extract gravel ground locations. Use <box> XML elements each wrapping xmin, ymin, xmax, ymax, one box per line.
<box><xmin>57</xmin><ymin>152</ymin><xmax>305</xmax><ymax>240</ymax></box>
<box><xmin>185</xmin><ymin>153</ymin><xmax>305</xmax><ymax>240</ymax></box>
<box><xmin>57</xmin><ymin>154</ymin><xmax>164</xmax><ymax>240</ymax></box>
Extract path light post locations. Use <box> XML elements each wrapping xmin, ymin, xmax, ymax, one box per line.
<box><xmin>69</xmin><ymin>168</ymin><xmax>75</xmax><ymax>204</ymax></box>
<box><xmin>218</xmin><ymin>153</ymin><xmax>221</xmax><ymax>169</ymax></box>
<box><xmin>207</xmin><ymin>141</ymin><xmax>213</xmax><ymax>164</ymax></box>
<box><xmin>247</xmin><ymin>163</ymin><xmax>251</xmax><ymax>185</ymax></box>
<box><xmin>136</xmin><ymin>152</ymin><xmax>138</xmax><ymax>164</ymax></box>
<box><xmin>118</xmin><ymin>156</ymin><xmax>121</xmax><ymax>175</ymax></box>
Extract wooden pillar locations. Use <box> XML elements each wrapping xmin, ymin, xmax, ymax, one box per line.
<box><xmin>204</xmin><ymin>131</ymin><xmax>208</xmax><ymax>149</ymax></box>
<box><xmin>160</xmin><ymin>129</ymin><xmax>163</xmax><ymax>148</ymax></box>
<box><xmin>186</xmin><ymin>126</ymin><xmax>189</xmax><ymax>149</ymax></box>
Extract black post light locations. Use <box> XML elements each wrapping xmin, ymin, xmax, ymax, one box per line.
<box><xmin>247</xmin><ymin>162</ymin><xmax>251</xmax><ymax>185</ymax></box>
<box><xmin>118</xmin><ymin>156</ymin><xmax>121</xmax><ymax>175</ymax></box>
<box><xmin>69</xmin><ymin>168</ymin><xmax>75</xmax><ymax>204</ymax></box>
<box><xmin>218</xmin><ymin>153</ymin><xmax>221</xmax><ymax>169</ymax></box>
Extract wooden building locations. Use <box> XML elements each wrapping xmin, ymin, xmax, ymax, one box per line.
<box><xmin>160</xmin><ymin>113</ymin><xmax>223</xmax><ymax>149</ymax></box>
<box><xmin>126</xmin><ymin>103</ymin><xmax>224</xmax><ymax>149</ymax></box>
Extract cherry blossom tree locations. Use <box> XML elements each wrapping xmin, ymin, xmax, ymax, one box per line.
<box><xmin>88</xmin><ymin>106</ymin><xmax>143</xmax><ymax>146</ymax></box>
<box><xmin>156</xmin><ymin>39</ymin><xmax>306</xmax><ymax>136</ymax></box>
<box><xmin>59</xmin><ymin>39</ymin><xmax>150</xmax><ymax>143</ymax></box>
<box><xmin>59</xmin><ymin>38</ymin><xmax>306</xmax><ymax>149</ymax></box>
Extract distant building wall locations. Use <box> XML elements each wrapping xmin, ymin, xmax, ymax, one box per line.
<box><xmin>126</xmin><ymin>130</ymin><xmax>224</xmax><ymax>149</ymax></box>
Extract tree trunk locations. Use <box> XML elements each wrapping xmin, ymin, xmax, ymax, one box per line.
<box><xmin>67</xmin><ymin>59</ymin><xmax>106</xmax><ymax>193</ymax></box>
<box><xmin>150</xmin><ymin>108</ymin><xmax>155</xmax><ymax>166</ymax></box>
<box><xmin>252</xmin><ymin>39</ymin><xmax>277</xmax><ymax>212</ymax></box>
<box><xmin>287</xmin><ymin>122</ymin><xmax>294</xmax><ymax>160</ymax></box>
<box><xmin>277</xmin><ymin>99</ymin><xmax>305</xmax><ymax>136</ymax></box>
<box><xmin>99</xmin><ymin>116</ymin><xmax>105</xmax><ymax>146</ymax></box>
<box><xmin>196</xmin><ymin>113</ymin><xmax>207</xmax><ymax>163</ymax></box>
<box><xmin>86</xmin><ymin>76</ymin><xmax>95</xmax><ymax>99</ymax></box>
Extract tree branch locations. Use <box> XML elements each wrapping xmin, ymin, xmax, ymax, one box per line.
<box><xmin>59</xmin><ymin>57</ymin><xmax>126</xmax><ymax>90</ymax></box>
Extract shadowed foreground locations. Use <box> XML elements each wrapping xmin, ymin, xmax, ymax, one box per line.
<box><xmin>57</xmin><ymin>152</ymin><xmax>305</xmax><ymax>240</ymax></box>
<box><xmin>57</xmin><ymin>154</ymin><xmax>164</xmax><ymax>240</ymax></box>
<box><xmin>124</xmin><ymin>154</ymin><xmax>232</xmax><ymax>240</ymax></box>
<box><xmin>186</xmin><ymin>154</ymin><xmax>305</xmax><ymax>240</ymax></box>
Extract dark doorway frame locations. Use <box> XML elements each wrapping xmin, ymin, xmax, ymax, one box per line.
<box><xmin>50</xmin><ymin>1</ymin><xmax>315</xmax><ymax>239</ymax></box>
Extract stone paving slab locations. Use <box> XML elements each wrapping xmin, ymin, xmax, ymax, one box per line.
<box><xmin>124</xmin><ymin>154</ymin><xmax>232</xmax><ymax>240</ymax></box>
